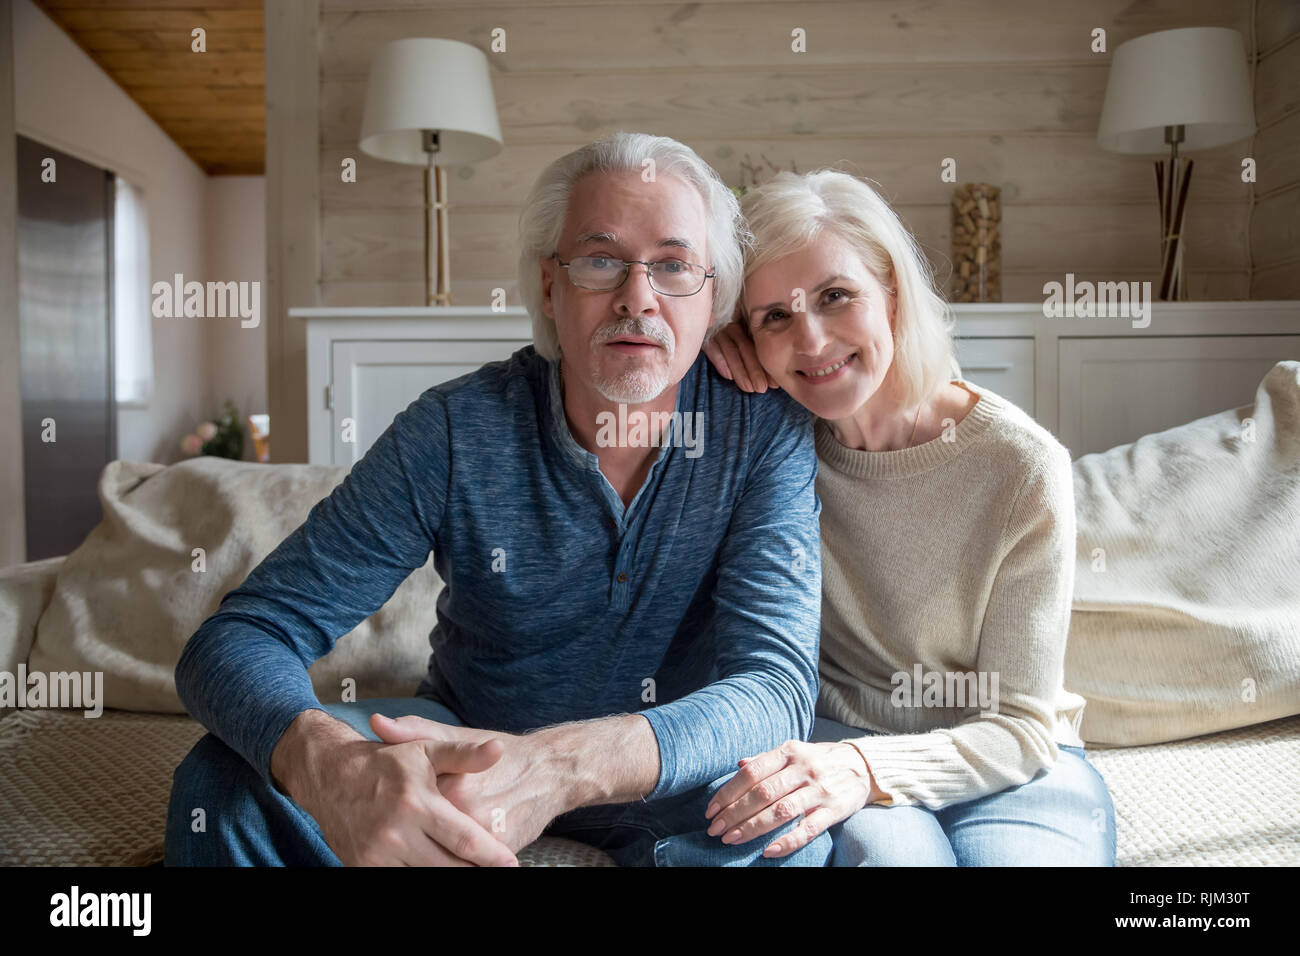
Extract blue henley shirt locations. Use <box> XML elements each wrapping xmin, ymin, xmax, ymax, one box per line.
<box><xmin>174</xmin><ymin>344</ymin><xmax>823</xmax><ymax>802</ymax></box>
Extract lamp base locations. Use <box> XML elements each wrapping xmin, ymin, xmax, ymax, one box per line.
<box><xmin>424</xmin><ymin>160</ymin><xmax>451</xmax><ymax>307</ymax></box>
<box><xmin>1154</xmin><ymin>128</ymin><xmax>1193</xmax><ymax>302</ymax></box>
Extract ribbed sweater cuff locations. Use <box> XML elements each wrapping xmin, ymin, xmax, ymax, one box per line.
<box><xmin>847</xmin><ymin>732</ymin><xmax>969</xmax><ymax>808</ymax></box>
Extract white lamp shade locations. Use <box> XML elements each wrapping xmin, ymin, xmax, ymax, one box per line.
<box><xmin>359</xmin><ymin>37</ymin><xmax>504</xmax><ymax>166</ymax></box>
<box><xmin>1097</xmin><ymin>27</ymin><xmax>1255</xmax><ymax>154</ymax></box>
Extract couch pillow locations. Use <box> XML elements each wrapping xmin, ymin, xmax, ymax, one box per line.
<box><xmin>1065</xmin><ymin>360</ymin><xmax>1300</xmax><ymax>745</ymax></box>
<box><xmin>26</xmin><ymin>456</ymin><xmax>441</xmax><ymax>713</ymax></box>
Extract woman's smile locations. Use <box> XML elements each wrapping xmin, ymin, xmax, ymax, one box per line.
<box><xmin>796</xmin><ymin>351</ymin><xmax>858</xmax><ymax>382</ymax></box>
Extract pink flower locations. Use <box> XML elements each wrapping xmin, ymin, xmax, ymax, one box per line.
<box><xmin>196</xmin><ymin>422</ymin><xmax>218</xmax><ymax>441</ymax></box>
<box><xmin>181</xmin><ymin>434</ymin><xmax>203</xmax><ymax>455</ymax></box>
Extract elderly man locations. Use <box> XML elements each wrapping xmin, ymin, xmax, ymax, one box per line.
<box><xmin>164</xmin><ymin>131</ymin><xmax>828</xmax><ymax>867</ymax></box>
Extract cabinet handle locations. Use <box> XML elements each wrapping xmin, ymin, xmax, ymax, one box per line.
<box><xmin>961</xmin><ymin>362</ymin><xmax>1014</xmax><ymax>372</ymax></box>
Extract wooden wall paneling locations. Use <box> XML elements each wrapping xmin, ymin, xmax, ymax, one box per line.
<box><xmin>266</xmin><ymin>0</ymin><xmax>321</xmax><ymax>462</ymax></box>
<box><xmin>1256</xmin><ymin>35</ymin><xmax>1300</xmax><ymax>126</ymax></box>
<box><xmin>1254</xmin><ymin>109</ymin><xmax>1300</xmax><ymax>195</ymax></box>
<box><xmin>321</xmin><ymin>279</ymin><xmax>515</xmax><ymax>308</ymax></box>
<box><xmin>1253</xmin><ymin>259</ymin><xmax>1300</xmax><ymax>299</ymax></box>
<box><xmin>319</xmin><ymin>0</ymin><xmax>1248</xmax><ymax>74</ymax></box>
<box><xmin>1252</xmin><ymin>187</ymin><xmax>1300</xmax><ymax>271</ymax></box>
<box><xmin>1257</xmin><ymin>0</ymin><xmax>1300</xmax><ymax>53</ymax></box>
<box><xmin>999</xmin><ymin>271</ymin><xmax>1249</xmax><ymax>302</ymax></box>
<box><xmin>318</xmin><ymin>200</ymin><xmax>1247</xmax><ymax>288</ymax></box>
<box><xmin>316</xmin><ymin>271</ymin><xmax>1251</xmax><ymax>311</ymax></box>
<box><xmin>320</xmin><ymin>66</ymin><xmax>1117</xmax><ymax>145</ymax></box>
<box><xmin>314</xmin><ymin>0</ymin><xmax>1262</xmax><ymax>322</ymax></box>
<box><xmin>1251</xmin><ymin>12</ymin><xmax>1298</xmax><ymax>298</ymax></box>
<box><xmin>318</xmin><ymin>137</ymin><xmax>1250</xmax><ymax>211</ymax></box>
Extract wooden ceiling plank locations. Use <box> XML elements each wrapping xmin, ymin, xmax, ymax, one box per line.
<box><xmin>94</xmin><ymin>51</ymin><xmax>264</xmax><ymax>70</ymax></box>
<box><xmin>71</xmin><ymin>29</ymin><xmax>157</xmax><ymax>51</ymax></box>
<box><xmin>110</xmin><ymin>68</ymin><xmax>264</xmax><ymax>87</ymax></box>
<box><xmin>76</xmin><ymin>29</ymin><xmax>264</xmax><ymax>52</ymax></box>
<box><xmin>38</xmin><ymin>0</ymin><xmax>262</xmax><ymax>10</ymax></box>
<box><xmin>32</xmin><ymin>1</ymin><xmax>268</xmax><ymax>175</ymax></box>
<box><xmin>143</xmin><ymin>102</ymin><xmax>265</xmax><ymax>120</ymax></box>
<box><xmin>56</xmin><ymin>10</ymin><xmax>263</xmax><ymax>30</ymax></box>
<box><xmin>132</xmin><ymin>85</ymin><xmax>264</xmax><ymax>105</ymax></box>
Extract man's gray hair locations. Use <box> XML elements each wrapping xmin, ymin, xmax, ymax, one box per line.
<box><xmin>518</xmin><ymin>131</ymin><xmax>751</xmax><ymax>361</ymax></box>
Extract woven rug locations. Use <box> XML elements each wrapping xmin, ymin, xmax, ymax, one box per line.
<box><xmin>2</xmin><ymin>707</ymin><xmax>1295</xmax><ymax>867</ymax></box>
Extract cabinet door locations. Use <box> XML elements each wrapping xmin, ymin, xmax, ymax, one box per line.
<box><xmin>1058</xmin><ymin>336</ymin><xmax>1300</xmax><ymax>457</ymax></box>
<box><xmin>954</xmin><ymin>337</ymin><xmax>1035</xmax><ymax>414</ymax></box>
<box><xmin>331</xmin><ymin>339</ymin><xmax>530</xmax><ymax>464</ymax></box>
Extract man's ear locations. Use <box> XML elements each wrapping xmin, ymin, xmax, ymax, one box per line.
<box><xmin>540</xmin><ymin>257</ymin><xmax>556</xmax><ymax>320</ymax></box>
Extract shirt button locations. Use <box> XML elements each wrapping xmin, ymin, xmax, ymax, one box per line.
<box><xmin>616</xmin><ymin>572</ymin><xmax>628</xmax><ymax>583</ymax></box>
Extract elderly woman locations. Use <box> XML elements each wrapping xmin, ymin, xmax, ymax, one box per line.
<box><xmin>701</xmin><ymin>169</ymin><xmax>1116</xmax><ymax>866</ymax></box>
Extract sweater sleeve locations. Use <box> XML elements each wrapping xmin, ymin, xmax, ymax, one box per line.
<box><xmin>845</xmin><ymin>445</ymin><xmax>1076</xmax><ymax>810</ymax></box>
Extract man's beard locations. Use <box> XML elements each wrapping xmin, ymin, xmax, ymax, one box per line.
<box><xmin>589</xmin><ymin>318</ymin><xmax>675</xmax><ymax>404</ymax></box>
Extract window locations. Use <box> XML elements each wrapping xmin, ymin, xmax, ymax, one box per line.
<box><xmin>113</xmin><ymin>175</ymin><xmax>152</xmax><ymax>406</ymax></box>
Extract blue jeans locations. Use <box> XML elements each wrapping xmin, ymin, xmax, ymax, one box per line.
<box><xmin>164</xmin><ymin>697</ymin><xmax>832</xmax><ymax>867</ymax></box>
<box><xmin>810</xmin><ymin>717</ymin><xmax>1116</xmax><ymax>866</ymax></box>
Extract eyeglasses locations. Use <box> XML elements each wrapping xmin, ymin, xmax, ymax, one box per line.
<box><xmin>551</xmin><ymin>253</ymin><xmax>715</xmax><ymax>297</ymax></box>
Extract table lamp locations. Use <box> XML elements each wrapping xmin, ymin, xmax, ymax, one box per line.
<box><xmin>359</xmin><ymin>37</ymin><xmax>504</xmax><ymax>306</ymax></box>
<box><xmin>1097</xmin><ymin>27</ymin><xmax>1255</xmax><ymax>300</ymax></box>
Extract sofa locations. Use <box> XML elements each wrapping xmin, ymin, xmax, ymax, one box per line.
<box><xmin>2</xmin><ymin>361</ymin><xmax>1298</xmax><ymax>867</ymax></box>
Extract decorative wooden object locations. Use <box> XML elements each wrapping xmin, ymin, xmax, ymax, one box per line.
<box><xmin>951</xmin><ymin>183</ymin><xmax>1001</xmax><ymax>302</ymax></box>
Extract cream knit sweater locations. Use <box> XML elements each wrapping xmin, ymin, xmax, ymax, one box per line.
<box><xmin>814</xmin><ymin>379</ymin><xmax>1088</xmax><ymax>810</ymax></box>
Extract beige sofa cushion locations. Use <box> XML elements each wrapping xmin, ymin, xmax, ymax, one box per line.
<box><xmin>1066</xmin><ymin>361</ymin><xmax>1300</xmax><ymax>745</ymax></box>
<box><xmin>0</xmin><ymin>556</ymin><xmax>64</xmax><ymax>677</ymax></box>
<box><xmin>26</xmin><ymin>457</ymin><xmax>441</xmax><ymax>713</ymax></box>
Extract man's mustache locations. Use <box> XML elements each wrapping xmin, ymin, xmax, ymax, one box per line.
<box><xmin>591</xmin><ymin>318</ymin><xmax>674</xmax><ymax>352</ymax></box>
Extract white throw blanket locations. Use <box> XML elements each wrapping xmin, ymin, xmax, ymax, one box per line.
<box><xmin>1066</xmin><ymin>361</ymin><xmax>1300</xmax><ymax>745</ymax></box>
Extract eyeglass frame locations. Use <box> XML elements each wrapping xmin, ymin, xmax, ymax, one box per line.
<box><xmin>549</xmin><ymin>251</ymin><xmax>716</xmax><ymax>297</ymax></box>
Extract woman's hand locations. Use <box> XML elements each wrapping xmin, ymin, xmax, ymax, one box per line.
<box><xmin>704</xmin><ymin>739</ymin><xmax>879</xmax><ymax>858</ymax></box>
<box><xmin>703</xmin><ymin>321</ymin><xmax>781</xmax><ymax>393</ymax></box>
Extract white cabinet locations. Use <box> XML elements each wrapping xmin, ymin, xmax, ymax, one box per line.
<box><xmin>294</xmin><ymin>303</ymin><xmax>1300</xmax><ymax>465</ymax></box>
<box><xmin>1058</xmin><ymin>335</ymin><xmax>1300</xmax><ymax>456</ymax></box>
<box><xmin>300</xmin><ymin>308</ymin><xmax>531</xmax><ymax>465</ymax></box>
<box><xmin>329</xmin><ymin>339</ymin><xmax>530</xmax><ymax>465</ymax></box>
<box><xmin>949</xmin><ymin>302</ymin><xmax>1298</xmax><ymax>457</ymax></box>
<box><xmin>954</xmin><ymin>337</ymin><xmax>1035</xmax><ymax>414</ymax></box>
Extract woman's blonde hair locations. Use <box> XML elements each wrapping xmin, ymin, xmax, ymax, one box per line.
<box><xmin>738</xmin><ymin>169</ymin><xmax>959</xmax><ymax>409</ymax></box>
